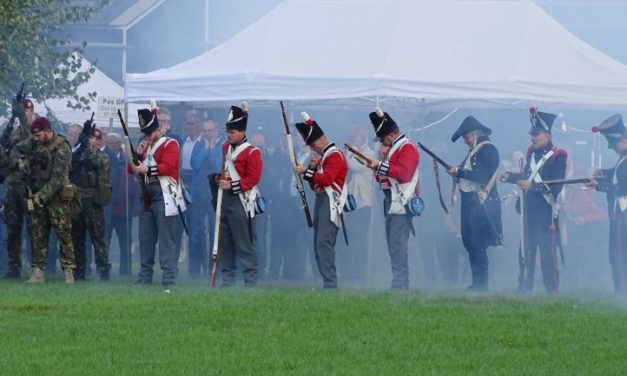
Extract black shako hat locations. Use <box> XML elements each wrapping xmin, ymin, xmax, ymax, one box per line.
<box><xmin>529</xmin><ymin>107</ymin><xmax>557</xmax><ymax>134</ymax></box>
<box><xmin>451</xmin><ymin>116</ymin><xmax>492</xmax><ymax>142</ymax></box>
<box><xmin>368</xmin><ymin>107</ymin><xmax>397</xmax><ymax>139</ymax></box>
<box><xmin>138</xmin><ymin>100</ymin><xmax>159</xmax><ymax>134</ymax></box>
<box><xmin>295</xmin><ymin>112</ymin><xmax>325</xmax><ymax>145</ymax></box>
<box><xmin>225</xmin><ymin>101</ymin><xmax>248</xmax><ymax>131</ymax></box>
<box><xmin>592</xmin><ymin>114</ymin><xmax>627</xmax><ymax>149</ymax></box>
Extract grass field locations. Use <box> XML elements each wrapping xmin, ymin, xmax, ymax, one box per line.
<box><xmin>1</xmin><ymin>279</ymin><xmax>626</xmax><ymax>375</ymax></box>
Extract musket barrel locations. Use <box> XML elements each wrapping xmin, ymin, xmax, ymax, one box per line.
<box><xmin>344</xmin><ymin>143</ymin><xmax>374</xmax><ymax>166</ymax></box>
<box><xmin>417</xmin><ymin>142</ymin><xmax>450</xmax><ymax>168</ymax></box>
<box><xmin>542</xmin><ymin>176</ymin><xmax>608</xmax><ymax>185</ymax></box>
<box><xmin>279</xmin><ymin>101</ymin><xmax>313</xmax><ymax>228</ymax></box>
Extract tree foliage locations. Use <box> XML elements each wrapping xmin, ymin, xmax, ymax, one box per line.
<box><xmin>0</xmin><ymin>0</ymin><xmax>108</xmax><ymax>117</ymax></box>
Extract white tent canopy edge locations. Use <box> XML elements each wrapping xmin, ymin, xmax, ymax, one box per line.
<box><xmin>125</xmin><ymin>0</ymin><xmax>627</xmax><ymax>111</ymax></box>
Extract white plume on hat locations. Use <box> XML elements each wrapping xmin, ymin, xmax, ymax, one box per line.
<box><xmin>558</xmin><ymin>113</ymin><xmax>568</xmax><ymax>132</ymax></box>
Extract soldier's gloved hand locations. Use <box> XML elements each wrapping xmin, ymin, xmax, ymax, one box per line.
<box><xmin>134</xmin><ymin>161</ymin><xmax>148</xmax><ymax>174</ymax></box>
<box><xmin>32</xmin><ymin>193</ymin><xmax>44</xmax><ymax>208</ymax></box>
<box><xmin>82</xmin><ymin>119</ymin><xmax>94</xmax><ymax>136</ymax></box>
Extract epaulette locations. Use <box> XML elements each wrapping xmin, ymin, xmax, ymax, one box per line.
<box><xmin>550</xmin><ymin>147</ymin><xmax>567</xmax><ymax>161</ymax></box>
<box><xmin>163</xmin><ymin>137</ymin><xmax>178</xmax><ymax>148</ymax></box>
<box><xmin>248</xmin><ymin>145</ymin><xmax>260</xmax><ymax>156</ymax></box>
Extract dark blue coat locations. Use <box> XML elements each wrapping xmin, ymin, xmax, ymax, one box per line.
<box><xmin>456</xmin><ymin>136</ymin><xmax>502</xmax><ymax>250</ymax></box>
<box><xmin>598</xmin><ymin>157</ymin><xmax>627</xmax><ymax>215</ymax></box>
<box><xmin>596</xmin><ymin>156</ymin><xmax>627</xmax><ymax>293</ymax></box>
<box><xmin>506</xmin><ymin>143</ymin><xmax>567</xmax><ymax>229</ymax></box>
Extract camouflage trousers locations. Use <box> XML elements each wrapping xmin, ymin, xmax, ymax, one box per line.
<box><xmin>30</xmin><ymin>197</ymin><xmax>75</xmax><ymax>270</ymax></box>
<box><xmin>72</xmin><ymin>198</ymin><xmax>110</xmax><ymax>272</ymax></box>
<box><xmin>4</xmin><ymin>179</ymin><xmax>30</xmax><ymax>273</ymax></box>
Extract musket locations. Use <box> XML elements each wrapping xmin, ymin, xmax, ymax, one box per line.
<box><xmin>517</xmin><ymin>159</ymin><xmax>529</xmax><ymax>292</ymax></box>
<box><xmin>75</xmin><ymin>112</ymin><xmax>95</xmax><ymax>147</ymax></box>
<box><xmin>417</xmin><ymin>142</ymin><xmax>451</xmax><ymax>169</ymax></box>
<box><xmin>542</xmin><ymin>176</ymin><xmax>609</xmax><ymax>186</ymax></box>
<box><xmin>416</xmin><ymin>142</ymin><xmax>454</xmax><ymax>213</ymax></box>
<box><xmin>6</xmin><ymin>82</ymin><xmax>25</xmax><ymax>130</ymax></box>
<box><xmin>209</xmin><ymin>160</ymin><xmax>226</xmax><ymax>288</ymax></box>
<box><xmin>280</xmin><ymin>101</ymin><xmax>313</xmax><ymax>228</ymax></box>
<box><xmin>117</xmin><ymin>109</ymin><xmax>151</xmax><ymax>209</ymax></box>
<box><xmin>169</xmin><ymin>184</ymin><xmax>189</xmax><ymax>236</ymax></box>
<box><xmin>344</xmin><ymin>143</ymin><xmax>375</xmax><ymax>167</ymax></box>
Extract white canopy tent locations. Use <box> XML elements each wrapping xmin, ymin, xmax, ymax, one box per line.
<box><xmin>125</xmin><ymin>0</ymin><xmax>627</xmax><ymax>110</ymax></box>
<box><xmin>32</xmin><ymin>58</ymin><xmax>126</xmax><ymax>127</ymax></box>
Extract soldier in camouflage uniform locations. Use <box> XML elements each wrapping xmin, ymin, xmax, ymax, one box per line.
<box><xmin>1</xmin><ymin>98</ymin><xmax>34</xmax><ymax>279</ymax></box>
<box><xmin>70</xmin><ymin>124</ymin><xmax>111</xmax><ymax>281</ymax></box>
<box><xmin>12</xmin><ymin>117</ymin><xmax>76</xmax><ymax>284</ymax></box>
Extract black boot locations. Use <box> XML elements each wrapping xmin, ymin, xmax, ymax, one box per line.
<box><xmin>3</xmin><ymin>270</ymin><xmax>21</xmax><ymax>280</ymax></box>
<box><xmin>467</xmin><ymin>248</ymin><xmax>488</xmax><ymax>292</ymax></box>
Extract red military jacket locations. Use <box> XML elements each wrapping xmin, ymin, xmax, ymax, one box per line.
<box><xmin>375</xmin><ymin>134</ymin><xmax>420</xmax><ymax>192</ymax></box>
<box><xmin>221</xmin><ymin>140</ymin><xmax>263</xmax><ymax>194</ymax></box>
<box><xmin>304</xmin><ymin>143</ymin><xmax>348</xmax><ymax>193</ymax></box>
<box><xmin>127</xmin><ymin>137</ymin><xmax>180</xmax><ymax>181</ymax></box>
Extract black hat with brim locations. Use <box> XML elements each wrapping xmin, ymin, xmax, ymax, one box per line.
<box><xmin>451</xmin><ymin>116</ymin><xmax>492</xmax><ymax>142</ymax></box>
<box><xmin>592</xmin><ymin>114</ymin><xmax>627</xmax><ymax>149</ymax></box>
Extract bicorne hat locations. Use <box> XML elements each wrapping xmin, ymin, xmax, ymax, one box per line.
<box><xmin>592</xmin><ymin>114</ymin><xmax>627</xmax><ymax>149</ymax></box>
<box><xmin>451</xmin><ymin>116</ymin><xmax>492</xmax><ymax>142</ymax></box>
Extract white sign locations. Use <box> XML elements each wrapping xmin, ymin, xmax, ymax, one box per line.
<box><xmin>97</xmin><ymin>97</ymin><xmax>124</xmax><ymax>119</ymax></box>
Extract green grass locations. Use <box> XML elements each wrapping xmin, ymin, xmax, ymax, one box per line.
<box><xmin>1</xmin><ymin>279</ymin><xmax>626</xmax><ymax>375</ymax></box>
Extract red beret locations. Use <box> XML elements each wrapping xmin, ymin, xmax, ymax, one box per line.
<box><xmin>22</xmin><ymin>99</ymin><xmax>34</xmax><ymax>110</ymax></box>
<box><xmin>30</xmin><ymin>117</ymin><xmax>51</xmax><ymax>133</ymax></box>
<box><xmin>90</xmin><ymin>127</ymin><xmax>103</xmax><ymax>140</ymax></box>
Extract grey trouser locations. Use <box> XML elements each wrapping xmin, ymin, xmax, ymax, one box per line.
<box><xmin>220</xmin><ymin>190</ymin><xmax>257</xmax><ymax>287</ymax></box>
<box><xmin>313</xmin><ymin>193</ymin><xmax>339</xmax><ymax>289</ymax></box>
<box><xmin>138</xmin><ymin>184</ymin><xmax>177</xmax><ymax>285</ymax></box>
<box><xmin>384</xmin><ymin>196</ymin><xmax>411</xmax><ymax>290</ymax></box>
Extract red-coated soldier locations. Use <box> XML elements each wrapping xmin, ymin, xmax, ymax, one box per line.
<box><xmin>127</xmin><ymin>101</ymin><xmax>186</xmax><ymax>288</ymax></box>
<box><xmin>217</xmin><ymin>102</ymin><xmax>263</xmax><ymax>287</ymax></box>
<box><xmin>365</xmin><ymin>107</ymin><xmax>419</xmax><ymax>290</ymax></box>
<box><xmin>295</xmin><ymin>111</ymin><xmax>348</xmax><ymax>289</ymax></box>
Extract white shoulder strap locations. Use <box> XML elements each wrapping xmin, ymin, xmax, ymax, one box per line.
<box><xmin>528</xmin><ymin>150</ymin><xmax>554</xmax><ymax>183</ymax></box>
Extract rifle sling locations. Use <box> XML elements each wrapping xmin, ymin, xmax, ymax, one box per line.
<box><xmin>433</xmin><ymin>159</ymin><xmax>455</xmax><ymax>214</ymax></box>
